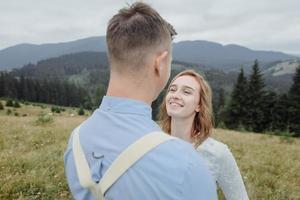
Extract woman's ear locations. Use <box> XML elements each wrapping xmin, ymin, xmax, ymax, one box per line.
<box><xmin>154</xmin><ymin>51</ymin><xmax>168</xmax><ymax>76</ymax></box>
<box><xmin>195</xmin><ymin>105</ymin><xmax>200</xmax><ymax>112</ymax></box>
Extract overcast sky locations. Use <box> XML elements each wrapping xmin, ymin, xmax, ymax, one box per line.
<box><xmin>0</xmin><ymin>0</ymin><xmax>299</xmax><ymax>54</ymax></box>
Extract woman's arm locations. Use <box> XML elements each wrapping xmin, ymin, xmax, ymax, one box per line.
<box><xmin>216</xmin><ymin>145</ymin><xmax>249</xmax><ymax>200</ymax></box>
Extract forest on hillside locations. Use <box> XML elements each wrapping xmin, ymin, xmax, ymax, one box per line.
<box><xmin>0</xmin><ymin>52</ymin><xmax>299</xmax><ymax>136</ymax></box>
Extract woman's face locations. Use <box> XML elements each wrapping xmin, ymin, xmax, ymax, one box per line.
<box><xmin>166</xmin><ymin>75</ymin><xmax>200</xmax><ymax>119</ymax></box>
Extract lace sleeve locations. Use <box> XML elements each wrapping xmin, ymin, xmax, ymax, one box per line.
<box><xmin>216</xmin><ymin>145</ymin><xmax>249</xmax><ymax>200</ymax></box>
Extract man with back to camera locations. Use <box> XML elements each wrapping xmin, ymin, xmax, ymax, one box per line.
<box><xmin>64</xmin><ymin>2</ymin><xmax>217</xmax><ymax>199</ymax></box>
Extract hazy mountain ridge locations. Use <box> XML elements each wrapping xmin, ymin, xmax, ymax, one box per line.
<box><xmin>173</xmin><ymin>41</ymin><xmax>296</xmax><ymax>71</ymax></box>
<box><xmin>9</xmin><ymin>51</ymin><xmax>296</xmax><ymax>94</ymax></box>
<box><xmin>0</xmin><ymin>36</ymin><xmax>297</xmax><ymax>72</ymax></box>
<box><xmin>0</xmin><ymin>37</ymin><xmax>107</xmax><ymax>70</ymax></box>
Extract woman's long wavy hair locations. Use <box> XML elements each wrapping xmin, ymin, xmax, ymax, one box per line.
<box><xmin>158</xmin><ymin>69</ymin><xmax>214</xmax><ymax>148</ymax></box>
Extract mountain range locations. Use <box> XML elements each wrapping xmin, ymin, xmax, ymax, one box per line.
<box><xmin>0</xmin><ymin>36</ymin><xmax>298</xmax><ymax>72</ymax></box>
<box><xmin>9</xmin><ymin>51</ymin><xmax>294</xmax><ymax>94</ymax></box>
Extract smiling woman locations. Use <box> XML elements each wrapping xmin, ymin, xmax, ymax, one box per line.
<box><xmin>160</xmin><ymin>70</ymin><xmax>213</xmax><ymax>146</ymax></box>
<box><xmin>159</xmin><ymin>69</ymin><xmax>249</xmax><ymax>200</ymax></box>
<box><xmin>165</xmin><ymin>75</ymin><xmax>202</xmax><ymax>142</ymax></box>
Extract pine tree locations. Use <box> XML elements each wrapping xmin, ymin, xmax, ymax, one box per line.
<box><xmin>246</xmin><ymin>60</ymin><xmax>267</xmax><ymax>133</ymax></box>
<box><xmin>26</xmin><ymin>78</ymin><xmax>36</xmax><ymax>102</ymax></box>
<box><xmin>152</xmin><ymin>89</ymin><xmax>166</xmax><ymax>121</ymax></box>
<box><xmin>4</xmin><ymin>74</ymin><xmax>17</xmax><ymax>98</ymax></box>
<box><xmin>34</xmin><ymin>80</ymin><xmax>42</xmax><ymax>102</ymax></box>
<box><xmin>215</xmin><ymin>88</ymin><xmax>225</xmax><ymax>126</ymax></box>
<box><xmin>0</xmin><ymin>72</ymin><xmax>5</xmax><ymax>97</ymax></box>
<box><xmin>288</xmin><ymin>65</ymin><xmax>300</xmax><ymax>136</ymax></box>
<box><xmin>218</xmin><ymin>88</ymin><xmax>225</xmax><ymax>109</ymax></box>
<box><xmin>262</xmin><ymin>91</ymin><xmax>277</xmax><ymax>131</ymax></box>
<box><xmin>18</xmin><ymin>74</ymin><xmax>26</xmax><ymax>100</ymax></box>
<box><xmin>93</xmin><ymin>84</ymin><xmax>106</xmax><ymax>107</ymax></box>
<box><xmin>272</xmin><ymin>94</ymin><xmax>289</xmax><ymax>132</ymax></box>
<box><xmin>225</xmin><ymin>68</ymin><xmax>248</xmax><ymax>129</ymax></box>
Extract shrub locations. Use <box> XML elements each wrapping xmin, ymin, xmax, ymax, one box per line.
<box><xmin>273</xmin><ymin>130</ymin><xmax>294</xmax><ymax>137</ymax></box>
<box><xmin>40</xmin><ymin>105</ymin><xmax>46</xmax><ymax>109</ymax></box>
<box><xmin>6</xmin><ymin>99</ymin><xmax>14</xmax><ymax>107</ymax></box>
<box><xmin>0</xmin><ymin>102</ymin><xmax>3</xmax><ymax>110</ymax></box>
<box><xmin>35</xmin><ymin>112</ymin><xmax>54</xmax><ymax>125</ymax></box>
<box><xmin>51</xmin><ymin>106</ymin><xmax>65</xmax><ymax>113</ymax></box>
<box><xmin>6</xmin><ymin>109</ymin><xmax>12</xmax><ymax>115</ymax></box>
<box><xmin>51</xmin><ymin>106</ymin><xmax>60</xmax><ymax>113</ymax></box>
<box><xmin>13</xmin><ymin>101</ymin><xmax>21</xmax><ymax>108</ymax></box>
<box><xmin>217</xmin><ymin>122</ymin><xmax>227</xmax><ymax>129</ymax></box>
<box><xmin>78</xmin><ymin>107</ymin><xmax>85</xmax><ymax>116</ymax></box>
<box><xmin>279</xmin><ymin>136</ymin><xmax>295</xmax><ymax>144</ymax></box>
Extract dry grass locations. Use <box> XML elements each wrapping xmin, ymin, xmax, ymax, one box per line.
<box><xmin>0</xmin><ymin>101</ymin><xmax>299</xmax><ymax>199</ymax></box>
<box><xmin>213</xmin><ymin>129</ymin><xmax>300</xmax><ymax>200</ymax></box>
<box><xmin>0</xmin><ymin>102</ymin><xmax>85</xmax><ymax>200</ymax></box>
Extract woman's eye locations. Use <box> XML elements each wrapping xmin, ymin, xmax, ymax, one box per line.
<box><xmin>169</xmin><ymin>88</ymin><xmax>176</xmax><ymax>92</ymax></box>
<box><xmin>184</xmin><ymin>90</ymin><xmax>191</xmax><ymax>94</ymax></box>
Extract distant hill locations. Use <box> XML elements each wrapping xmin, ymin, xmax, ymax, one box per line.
<box><xmin>173</xmin><ymin>41</ymin><xmax>297</xmax><ymax>71</ymax></box>
<box><xmin>0</xmin><ymin>36</ymin><xmax>297</xmax><ymax>71</ymax></box>
<box><xmin>263</xmin><ymin>59</ymin><xmax>300</xmax><ymax>76</ymax></box>
<box><xmin>260</xmin><ymin>59</ymin><xmax>300</xmax><ymax>92</ymax></box>
<box><xmin>0</xmin><ymin>37</ymin><xmax>107</xmax><ymax>70</ymax></box>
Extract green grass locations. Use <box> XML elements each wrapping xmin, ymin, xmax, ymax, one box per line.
<box><xmin>213</xmin><ymin>130</ymin><xmax>300</xmax><ymax>200</ymax></box>
<box><xmin>0</xmin><ymin>102</ymin><xmax>84</xmax><ymax>200</ymax></box>
<box><xmin>0</xmin><ymin>101</ymin><xmax>299</xmax><ymax>199</ymax></box>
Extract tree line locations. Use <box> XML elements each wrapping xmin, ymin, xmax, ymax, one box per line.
<box><xmin>215</xmin><ymin>60</ymin><xmax>300</xmax><ymax>137</ymax></box>
<box><xmin>1</xmin><ymin>59</ymin><xmax>299</xmax><ymax>137</ymax></box>
<box><xmin>0</xmin><ymin>72</ymin><xmax>91</xmax><ymax>108</ymax></box>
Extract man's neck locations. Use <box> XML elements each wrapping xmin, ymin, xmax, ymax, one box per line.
<box><xmin>106</xmin><ymin>72</ymin><xmax>155</xmax><ymax>106</ymax></box>
<box><xmin>171</xmin><ymin>116</ymin><xmax>194</xmax><ymax>143</ymax></box>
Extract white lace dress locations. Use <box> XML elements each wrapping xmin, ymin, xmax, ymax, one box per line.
<box><xmin>196</xmin><ymin>137</ymin><xmax>249</xmax><ymax>200</ymax></box>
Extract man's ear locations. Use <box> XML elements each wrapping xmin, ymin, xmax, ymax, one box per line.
<box><xmin>154</xmin><ymin>51</ymin><xmax>168</xmax><ymax>76</ymax></box>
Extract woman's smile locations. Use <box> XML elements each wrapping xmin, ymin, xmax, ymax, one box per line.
<box><xmin>169</xmin><ymin>100</ymin><xmax>184</xmax><ymax>107</ymax></box>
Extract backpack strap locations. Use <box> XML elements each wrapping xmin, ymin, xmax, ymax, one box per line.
<box><xmin>72</xmin><ymin>125</ymin><xmax>177</xmax><ymax>200</ymax></box>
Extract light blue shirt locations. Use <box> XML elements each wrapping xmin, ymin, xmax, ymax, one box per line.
<box><xmin>64</xmin><ymin>96</ymin><xmax>217</xmax><ymax>200</ymax></box>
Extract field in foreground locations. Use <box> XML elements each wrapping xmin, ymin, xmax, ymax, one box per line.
<box><xmin>0</xmin><ymin>102</ymin><xmax>299</xmax><ymax>200</ymax></box>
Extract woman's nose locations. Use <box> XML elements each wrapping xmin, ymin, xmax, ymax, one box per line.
<box><xmin>171</xmin><ymin>91</ymin><xmax>181</xmax><ymax>99</ymax></box>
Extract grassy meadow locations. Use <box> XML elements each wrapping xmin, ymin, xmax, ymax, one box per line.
<box><xmin>0</xmin><ymin>101</ymin><xmax>299</xmax><ymax>200</ymax></box>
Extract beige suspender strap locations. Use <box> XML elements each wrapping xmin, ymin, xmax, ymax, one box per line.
<box><xmin>72</xmin><ymin>125</ymin><xmax>177</xmax><ymax>200</ymax></box>
<box><xmin>99</xmin><ymin>131</ymin><xmax>176</xmax><ymax>194</ymax></box>
<box><xmin>72</xmin><ymin>126</ymin><xmax>103</xmax><ymax>199</ymax></box>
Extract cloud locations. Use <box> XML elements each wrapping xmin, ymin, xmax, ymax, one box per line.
<box><xmin>0</xmin><ymin>0</ymin><xmax>299</xmax><ymax>54</ymax></box>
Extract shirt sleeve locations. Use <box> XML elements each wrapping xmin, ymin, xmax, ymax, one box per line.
<box><xmin>180</xmin><ymin>155</ymin><xmax>218</xmax><ymax>200</ymax></box>
<box><xmin>216</xmin><ymin>145</ymin><xmax>249</xmax><ymax>200</ymax></box>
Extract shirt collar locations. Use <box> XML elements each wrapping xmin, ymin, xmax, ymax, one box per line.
<box><xmin>99</xmin><ymin>96</ymin><xmax>152</xmax><ymax>118</ymax></box>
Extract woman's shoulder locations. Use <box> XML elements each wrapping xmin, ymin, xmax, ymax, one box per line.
<box><xmin>197</xmin><ymin>137</ymin><xmax>230</xmax><ymax>158</ymax></box>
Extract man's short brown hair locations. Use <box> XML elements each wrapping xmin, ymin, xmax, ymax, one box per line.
<box><xmin>106</xmin><ymin>2</ymin><xmax>177</xmax><ymax>71</ymax></box>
